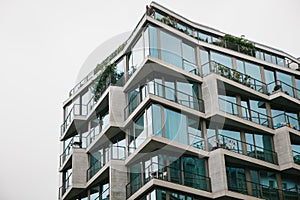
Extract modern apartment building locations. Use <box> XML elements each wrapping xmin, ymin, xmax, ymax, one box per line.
<box><xmin>58</xmin><ymin>2</ymin><xmax>300</xmax><ymax>200</ymax></box>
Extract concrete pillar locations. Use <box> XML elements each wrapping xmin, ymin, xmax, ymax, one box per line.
<box><xmin>109</xmin><ymin>87</ymin><xmax>126</xmax><ymax>125</ymax></box>
<box><xmin>202</xmin><ymin>74</ymin><xmax>219</xmax><ymax>115</ymax></box>
<box><xmin>274</xmin><ymin>128</ymin><xmax>293</xmax><ymax>166</ymax></box>
<box><xmin>109</xmin><ymin>160</ymin><xmax>128</xmax><ymax>200</ymax></box>
<box><xmin>72</xmin><ymin>148</ymin><xmax>89</xmax><ymax>188</ymax></box>
<box><xmin>208</xmin><ymin>149</ymin><xmax>228</xmax><ymax>193</ymax></box>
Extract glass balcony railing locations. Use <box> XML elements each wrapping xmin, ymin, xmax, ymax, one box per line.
<box><xmin>61</xmin><ymin>104</ymin><xmax>88</xmax><ymax>136</ymax></box>
<box><xmin>202</xmin><ymin>61</ymin><xmax>266</xmax><ymax>94</ymax></box>
<box><xmin>126</xmin><ymin>162</ymin><xmax>211</xmax><ymax>198</ymax></box>
<box><xmin>188</xmin><ymin>132</ymin><xmax>205</xmax><ymax>150</ymax></box>
<box><xmin>273</xmin><ymin>113</ymin><xmax>299</xmax><ymax>130</ymax></box>
<box><xmin>266</xmin><ymin>80</ymin><xmax>300</xmax><ymax>100</ymax></box>
<box><xmin>59</xmin><ymin>172</ymin><xmax>72</xmax><ymax>198</ymax></box>
<box><xmin>86</xmin><ymin>146</ymin><xmax>126</xmax><ymax>181</ymax></box>
<box><xmin>208</xmin><ymin>134</ymin><xmax>277</xmax><ymax>164</ymax></box>
<box><xmin>60</xmin><ymin>136</ymin><xmax>87</xmax><ymax>167</ymax></box>
<box><xmin>124</xmin><ymin>81</ymin><xmax>204</xmax><ymax>119</ymax></box>
<box><xmin>283</xmin><ymin>186</ymin><xmax>300</xmax><ymax>200</ymax></box>
<box><xmin>293</xmin><ymin>150</ymin><xmax>300</xmax><ymax>165</ymax></box>
<box><xmin>149</xmin><ymin>10</ymin><xmax>300</xmax><ymax>71</ymax></box>
<box><xmin>228</xmin><ymin>178</ymin><xmax>281</xmax><ymax>200</ymax></box>
<box><xmin>94</xmin><ymin>187</ymin><xmax>110</xmax><ymax>200</ymax></box>
<box><xmin>218</xmin><ymin>97</ymin><xmax>271</xmax><ymax>128</ymax></box>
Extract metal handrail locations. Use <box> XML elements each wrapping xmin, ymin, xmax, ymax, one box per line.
<box><xmin>202</xmin><ymin>61</ymin><xmax>266</xmax><ymax>93</ymax></box>
<box><xmin>61</xmin><ymin>104</ymin><xmax>88</xmax><ymax>135</ymax></box>
<box><xmin>272</xmin><ymin>113</ymin><xmax>299</xmax><ymax>130</ymax></box>
<box><xmin>208</xmin><ymin>134</ymin><xmax>278</xmax><ymax>164</ymax></box>
<box><xmin>267</xmin><ymin>80</ymin><xmax>300</xmax><ymax>98</ymax></box>
<box><xmin>218</xmin><ymin>97</ymin><xmax>271</xmax><ymax>128</ymax></box>
<box><xmin>124</xmin><ymin>81</ymin><xmax>205</xmax><ymax>119</ymax></box>
<box><xmin>93</xmin><ymin>187</ymin><xmax>110</xmax><ymax>200</ymax></box>
<box><xmin>126</xmin><ymin>161</ymin><xmax>211</xmax><ymax>198</ymax></box>
<box><xmin>151</xmin><ymin>10</ymin><xmax>300</xmax><ymax>71</ymax></box>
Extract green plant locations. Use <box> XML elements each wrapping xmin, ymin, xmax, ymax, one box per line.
<box><xmin>223</xmin><ymin>34</ymin><xmax>255</xmax><ymax>56</ymax></box>
<box><xmin>232</xmin><ymin>70</ymin><xmax>242</xmax><ymax>82</ymax></box>
<box><xmin>92</xmin><ymin>63</ymin><xmax>122</xmax><ymax>101</ymax></box>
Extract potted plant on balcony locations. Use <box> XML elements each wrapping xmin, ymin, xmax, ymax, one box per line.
<box><xmin>232</xmin><ymin>69</ymin><xmax>242</xmax><ymax>82</ymax></box>
<box><xmin>273</xmin><ymin>84</ymin><xmax>281</xmax><ymax>93</ymax></box>
<box><xmin>243</xmin><ymin>75</ymin><xmax>251</xmax><ymax>87</ymax></box>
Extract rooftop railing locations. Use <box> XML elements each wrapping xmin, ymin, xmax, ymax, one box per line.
<box><xmin>126</xmin><ymin>162</ymin><xmax>211</xmax><ymax>198</ymax></box>
<box><xmin>208</xmin><ymin>134</ymin><xmax>277</xmax><ymax>164</ymax></box>
<box><xmin>273</xmin><ymin>113</ymin><xmax>299</xmax><ymax>130</ymax></box>
<box><xmin>124</xmin><ymin>81</ymin><xmax>204</xmax><ymax>119</ymax></box>
<box><xmin>61</xmin><ymin>104</ymin><xmax>88</xmax><ymax>136</ymax></box>
<box><xmin>218</xmin><ymin>97</ymin><xmax>271</xmax><ymax>128</ymax></box>
<box><xmin>150</xmin><ymin>10</ymin><xmax>300</xmax><ymax>71</ymax></box>
<box><xmin>202</xmin><ymin>61</ymin><xmax>266</xmax><ymax>94</ymax></box>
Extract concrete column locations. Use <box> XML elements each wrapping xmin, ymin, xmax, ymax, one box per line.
<box><xmin>274</xmin><ymin>129</ymin><xmax>293</xmax><ymax>166</ymax></box>
<box><xmin>72</xmin><ymin>148</ymin><xmax>89</xmax><ymax>188</ymax></box>
<box><xmin>109</xmin><ymin>87</ymin><xmax>126</xmax><ymax>125</ymax></box>
<box><xmin>110</xmin><ymin>160</ymin><xmax>128</xmax><ymax>200</ymax></box>
<box><xmin>202</xmin><ymin>75</ymin><xmax>219</xmax><ymax>115</ymax></box>
<box><xmin>208</xmin><ymin>149</ymin><xmax>228</xmax><ymax>193</ymax></box>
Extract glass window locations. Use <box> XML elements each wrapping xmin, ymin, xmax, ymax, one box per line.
<box><xmin>200</xmin><ymin>48</ymin><xmax>210</xmax><ymax>76</ymax></box>
<box><xmin>236</xmin><ymin>60</ymin><xmax>245</xmax><ymax>74</ymax></box>
<box><xmin>296</xmin><ymin>78</ymin><xmax>300</xmax><ymax>99</ymax></box>
<box><xmin>211</xmin><ymin>52</ymin><xmax>232</xmax><ymax>68</ymax></box>
<box><xmin>218</xmin><ymin>95</ymin><xmax>238</xmax><ymax>116</ymax></box>
<box><xmin>264</xmin><ymin>53</ymin><xmax>272</xmax><ymax>63</ymax></box>
<box><xmin>160</xmin><ymin>31</ymin><xmax>182</xmax><ymax>69</ymax></box>
<box><xmin>249</xmin><ymin>99</ymin><xmax>267</xmax><ymax>126</ymax></box>
<box><xmin>276</xmin><ymin>71</ymin><xmax>294</xmax><ymax>97</ymax></box>
<box><xmin>149</xmin><ymin>26</ymin><xmax>158</xmax><ymax>58</ymax></box>
<box><xmin>276</xmin><ymin>57</ymin><xmax>285</xmax><ymax>67</ymax></box>
<box><xmin>188</xmin><ymin>118</ymin><xmax>202</xmax><ymax>149</ymax></box>
<box><xmin>169</xmin><ymin>156</ymin><xmax>182</xmax><ymax>184</ymax></box>
<box><xmin>129</xmin><ymin>36</ymin><xmax>144</xmax><ymax>72</ymax></box>
<box><xmin>245</xmin><ymin>62</ymin><xmax>261</xmax><ymax>81</ymax></box>
<box><xmin>182</xmin><ymin>43</ymin><xmax>196</xmax><ymax>73</ymax></box>
<box><xmin>165</xmin><ymin>81</ymin><xmax>175</xmax><ymax>102</ymax></box>
<box><xmin>152</xmin><ymin>105</ymin><xmax>162</xmax><ymax>136</ymax></box>
<box><xmin>135</xmin><ymin>114</ymin><xmax>145</xmax><ymax>148</ymax></box>
<box><xmin>183</xmin><ymin>157</ymin><xmax>206</xmax><ymax>190</ymax></box>
<box><xmin>226</xmin><ymin>167</ymin><xmax>247</xmax><ymax>193</ymax></box>
<box><xmin>128</xmin><ymin>88</ymin><xmax>139</xmax><ymax>114</ymax></box>
<box><xmin>264</xmin><ymin>69</ymin><xmax>276</xmax><ymax>94</ymax></box>
<box><xmin>198</xmin><ymin>32</ymin><xmax>212</xmax><ymax>43</ymax></box>
<box><xmin>177</xmin><ymin>82</ymin><xmax>199</xmax><ymax>110</ymax></box>
<box><xmin>90</xmin><ymin>186</ymin><xmax>99</xmax><ymax>200</ymax></box>
<box><xmin>164</xmin><ymin>108</ymin><xmax>187</xmax><ymax>145</ymax></box>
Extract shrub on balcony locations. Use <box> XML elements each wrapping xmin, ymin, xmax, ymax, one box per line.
<box><xmin>223</xmin><ymin>34</ymin><xmax>255</xmax><ymax>56</ymax></box>
<box><xmin>92</xmin><ymin>63</ymin><xmax>123</xmax><ymax>102</ymax></box>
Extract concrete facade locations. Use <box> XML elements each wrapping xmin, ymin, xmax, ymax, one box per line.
<box><xmin>58</xmin><ymin>2</ymin><xmax>300</xmax><ymax>200</ymax></box>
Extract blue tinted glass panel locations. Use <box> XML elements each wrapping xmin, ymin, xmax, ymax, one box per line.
<box><xmin>149</xmin><ymin>26</ymin><xmax>158</xmax><ymax>58</ymax></box>
<box><xmin>211</xmin><ymin>52</ymin><xmax>232</xmax><ymax>68</ymax></box>
<box><xmin>164</xmin><ymin>108</ymin><xmax>187</xmax><ymax>145</ymax></box>
<box><xmin>160</xmin><ymin>31</ymin><xmax>182</xmax><ymax>69</ymax></box>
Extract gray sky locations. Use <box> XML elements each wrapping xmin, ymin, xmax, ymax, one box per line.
<box><xmin>0</xmin><ymin>0</ymin><xmax>299</xmax><ymax>199</ymax></box>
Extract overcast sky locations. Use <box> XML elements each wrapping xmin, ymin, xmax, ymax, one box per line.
<box><xmin>0</xmin><ymin>0</ymin><xmax>299</xmax><ymax>199</ymax></box>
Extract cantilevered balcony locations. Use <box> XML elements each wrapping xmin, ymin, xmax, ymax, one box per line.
<box><xmin>228</xmin><ymin>178</ymin><xmax>282</xmax><ymax>200</ymax></box>
<box><xmin>273</xmin><ymin>113</ymin><xmax>299</xmax><ymax>130</ymax></box>
<box><xmin>59</xmin><ymin>136</ymin><xmax>87</xmax><ymax>170</ymax></box>
<box><xmin>218</xmin><ymin>97</ymin><xmax>272</xmax><ymax>128</ymax></box>
<box><xmin>124</xmin><ymin>81</ymin><xmax>204</xmax><ymax>120</ymax></box>
<box><xmin>86</xmin><ymin>146</ymin><xmax>126</xmax><ymax>181</ymax></box>
<box><xmin>126</xmin><ymin>162</ymin><xmax>211</xmax><ymax>198</ymax></box>
<box><xmin>60</xmin><ymin>104</ymin><xmax>88</xmax><ymax>140</ymax></box>
<box><xmin>207</xmin><ymin>134</ymin><xmax>277</xmax><ymax>164</ymax></box>
<box><xmin>202</xmin><ymin>61</ymin><xmax>266</xmax><ymax>95</ymax></box>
